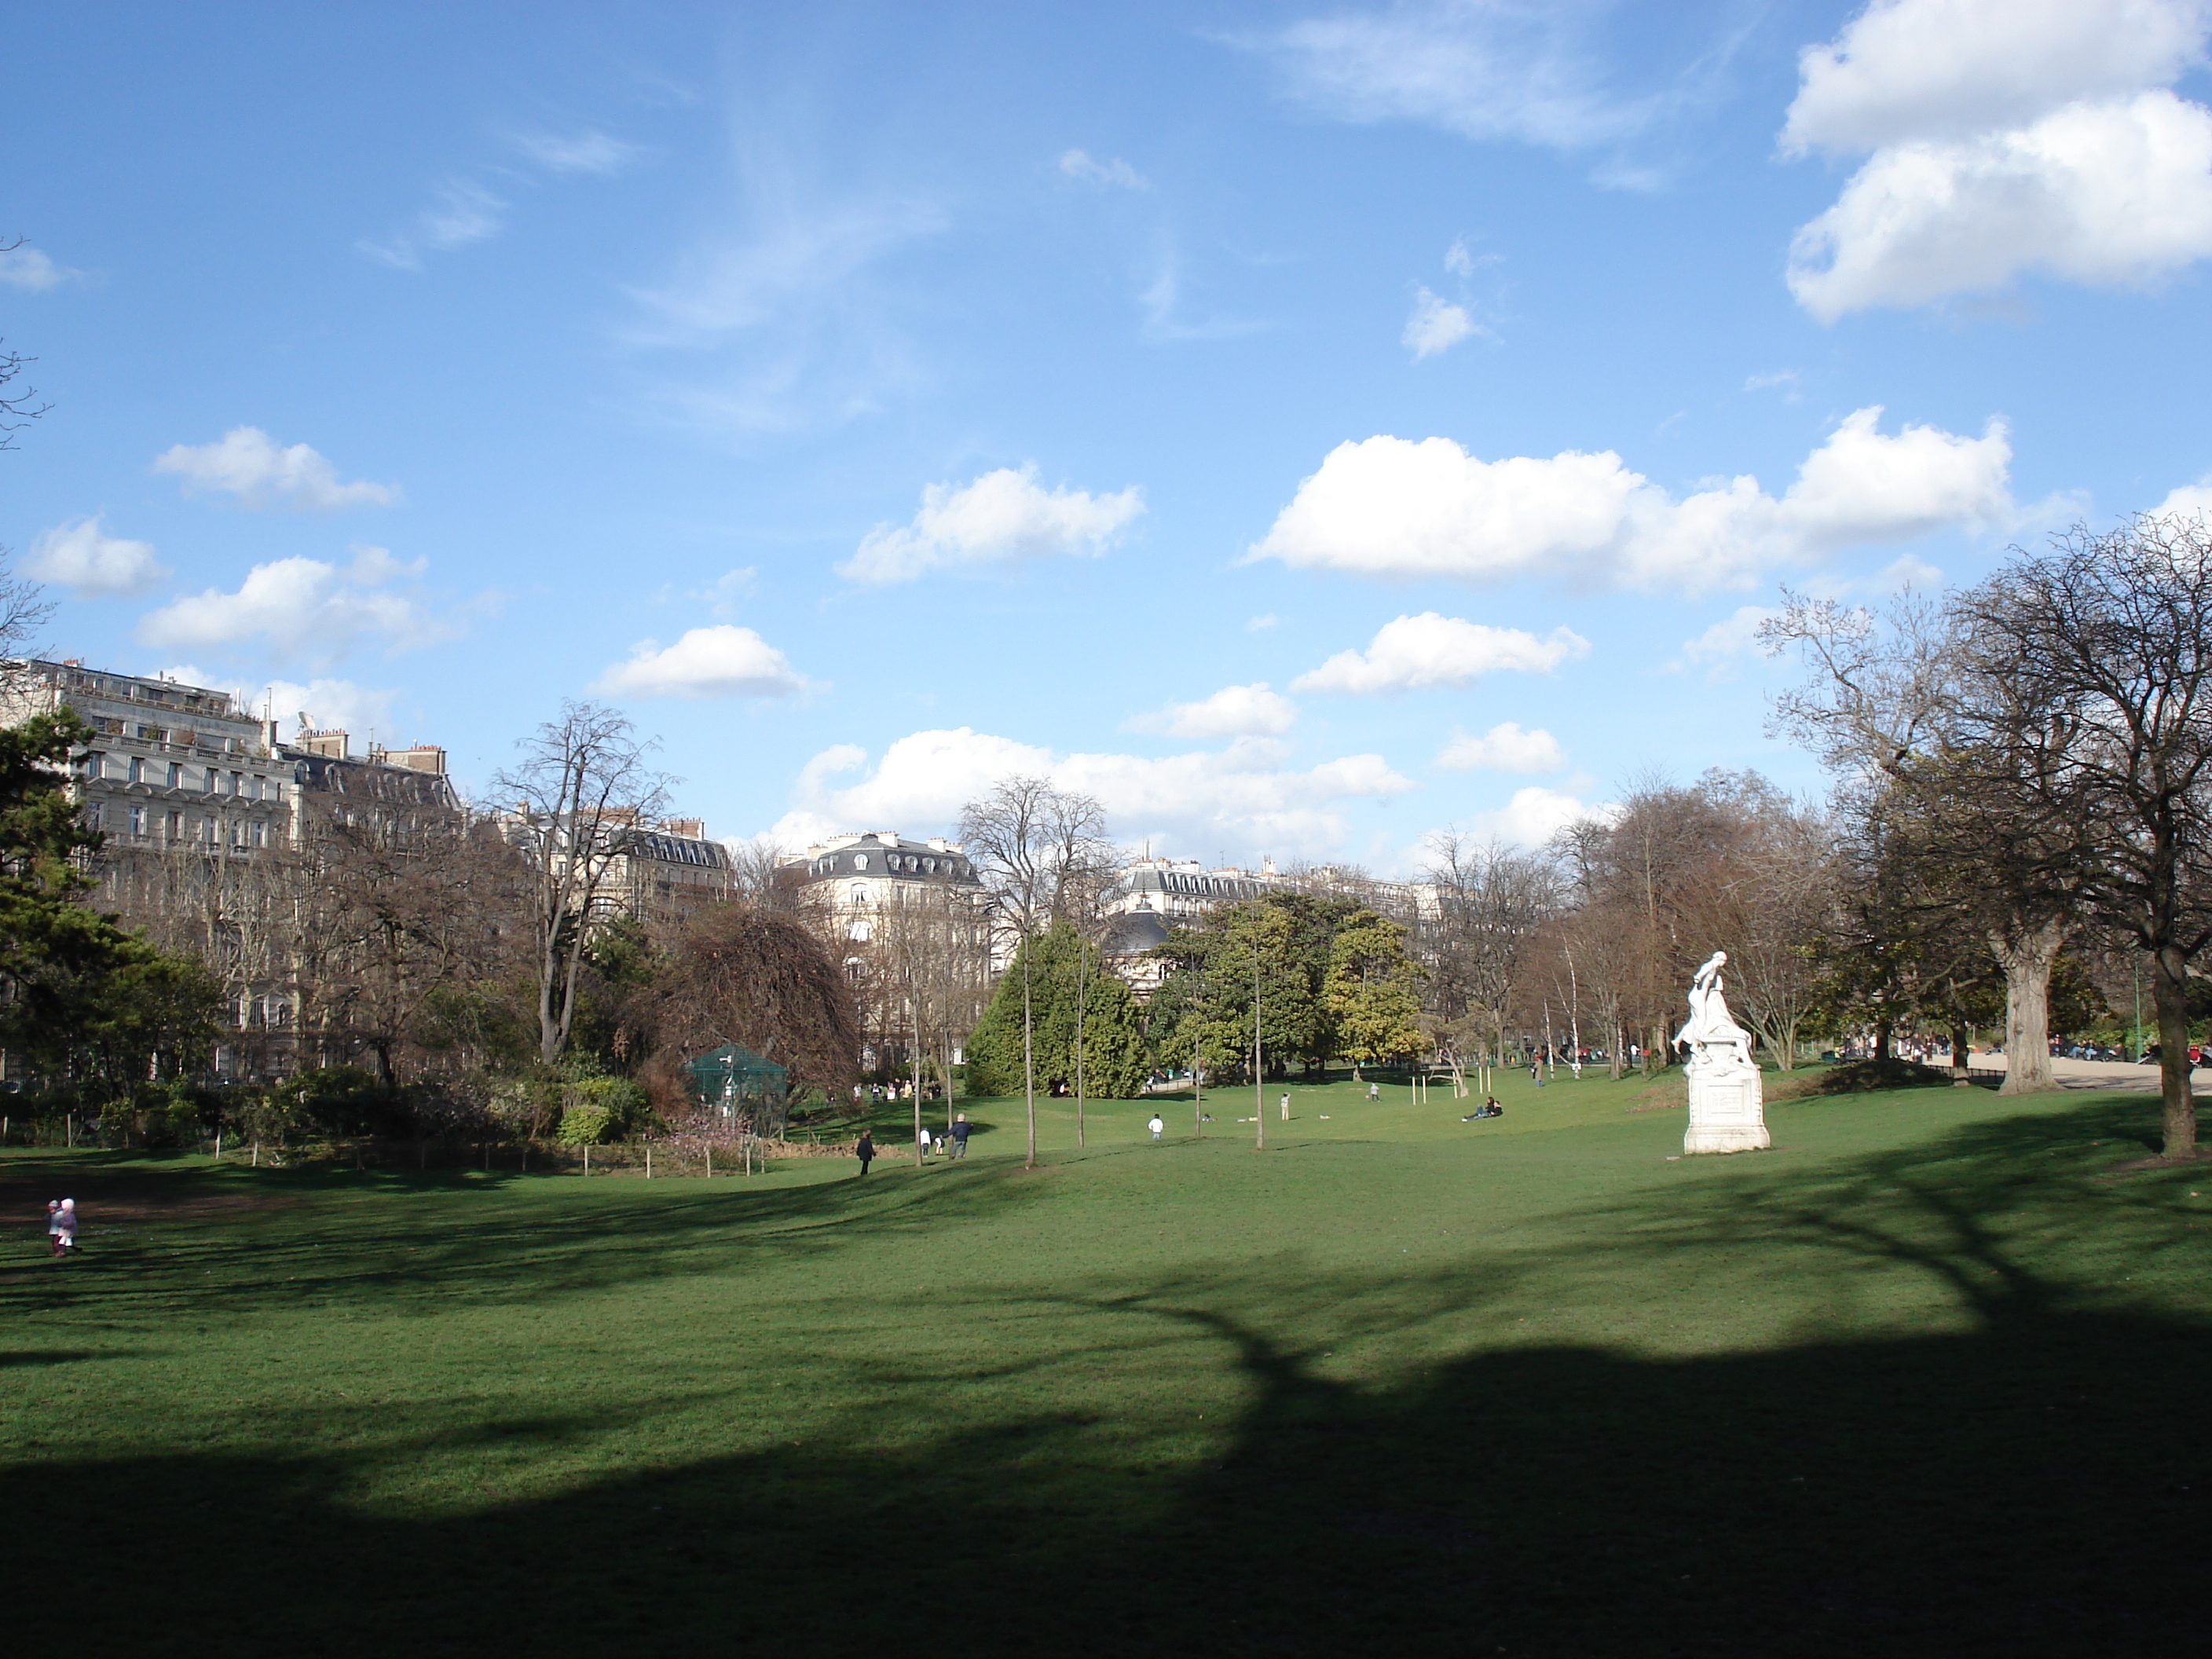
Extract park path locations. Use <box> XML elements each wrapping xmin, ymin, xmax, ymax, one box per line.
<box><xmin>1951</xmin><ymin>1050</ymin><xmax>2209</xmax><ymax>1092</ymax></box>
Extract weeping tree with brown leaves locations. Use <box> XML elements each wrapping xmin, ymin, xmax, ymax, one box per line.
<box><xmin>640</xmin><ymin>905</ymin><xmax>861</xmax><ymax>1137</ymax></box>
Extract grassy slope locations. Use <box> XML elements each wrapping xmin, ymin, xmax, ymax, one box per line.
<box><xmin>4</xmin><ymin>1073</ymin><xmax>2207</xmax><ymax>1656</ymax></box>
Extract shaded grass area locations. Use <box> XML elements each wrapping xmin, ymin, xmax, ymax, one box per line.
<box><xmin>5</xmin><ymin>1084</ymin><xmax>2209</xmax><ymax>1655</ymax></box>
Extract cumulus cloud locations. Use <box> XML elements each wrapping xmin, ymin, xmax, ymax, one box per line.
<box><xmin>1127</xmin><ymin>683</ymin><xmax>1298</xmax><ymax>740</ymax></box>
<box><xmin>2154</xmin><ymin>473</ymin><xmax>2212</xmax><ymax>517</ymax></box>
<box><xmin>1467</xmin><ymin>784</ymin><xmax>1593</xmax><ymax>848</ymax></box>
<box><xmin>1251</xmin><ymin>408</ymin><xmax>2012</xmax><ymax>594</ymax></box>
<box><xmin>1434</xmin><ymin>721</ymin><xmax>1566</xmax><ymax>773</ymax></box>
<box><xmin>763</xmin><ymin>727</ymin><xmax>1415</xmax><ymax>859</ymax></box>
<box><xmin>1059</xmin><ymin>148</ymin><xmax>1149</xmax><ymax>189</ymax></box>
<box><xmin>592</xmin><ymin>624</ymin><xmax>814</xmax><ymax>699</ymax></box>
<box><xmin>152</xmin><ymin>427</ymin><xmax>400</xmax><ymax>511</ymax></box>
<box><xmin>1291</xmin><ymin>613</ymin><xmax>1589</xmax><ymax>695</ymax></box>
<box><xmin>255</xmin><ymin>677</ymin><xmax>402</xmax><ymax>742</ymax></box>
<box><xmin>136</xmin><ymin>546</ymin><xmax>449</xmax><ymax>665</ymax></box>
<box><xmin>1782</xmin><ymin>0</ymin><xmax>2212</xmax><ymax>317</ymax></box>
<box><xmin>24</xmin><ymin>517</ymin><xmax>169</xmax><ymax>597</ymax></box>
<box><xmin>0</xmin><ymin>243</ymin><xmax>79</xmax><ymax>291</ymax></box>
<box><xmin>1403</xmin><ymin>286</ymin><xmax>1479</xmax><ymax>358</ymax></box>
<box><xmin>840</xmin><ymin>465</ymin><xmax>1144</xmax><ymax>583</ymax></box>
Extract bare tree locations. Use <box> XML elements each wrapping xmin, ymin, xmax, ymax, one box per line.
<box><xmin>958</xmin><ymin>776</ymin><xmax>1112</xmax><ymax>1166</ymax></box>
<box><xmin>494</xmin><ymin>702</ymin><xmax>672</xmax><ymax>1065</ymax></box>
<box><xmin>1956</xmin><ymin>515</ymin><xmax>2212</xmax><ymax>1157</ymax></box>
<box><xmin>1422</xmin><ymin>832</ymin><xmax>1558</xmax><ymax>1074</ymax></box>
<box><xmin>1764</xmin><ymin>589</ymin><xmax>2078</xmax><ymax>1093</ymax></box>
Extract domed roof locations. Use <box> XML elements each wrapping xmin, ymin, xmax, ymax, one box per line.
<box><xmin>1103</xmin><ymin>909</ymin><xmax>1170</xmax><ymax>956</ymax></box>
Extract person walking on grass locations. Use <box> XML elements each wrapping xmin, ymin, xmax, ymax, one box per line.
<box><xmin>855</xmin><ymin>1130</ymin><xmax>875</xmax><ymax>1177</ymax></box>
<box><xmin>1148</xmin><ymin>1112</ymin><xmax>1165</xmax><ymax>1142</ymax></box>
<box><xmin>950</xmin><ymin>1114</ymin><xmax>971</xmax><ymax>1159</ymax></box>
<box><xmin>46</xmin><ymin>1199</ymin><xmax>61</xmax><ymax>1257</ymax></box>
<box><xmin>917</xmin><ymin>1124</ymin><xmax>932</xmax><ymax>1163</ymax></box>
<box><xmin>53</xmin><ymin>1199</ymin><xmax>77</xmax><ymax>1257</ymax></box>
<box><xmin>1280</xmin><ymin>1092</ymin><xmax>1291</xmax><ymax>1122</ymax></box>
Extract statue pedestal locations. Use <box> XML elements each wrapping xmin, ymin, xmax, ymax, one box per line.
<box><xmin>1683</xmin><ymin>1057</ymin><xmax>1769</xmax><ymax>1155</ymax></box>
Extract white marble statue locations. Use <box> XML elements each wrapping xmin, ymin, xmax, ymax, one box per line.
<box><xmin>1677</xmin><ymin>950</ymin><xmax>1769</xmax><ymax>1155</ymax></box>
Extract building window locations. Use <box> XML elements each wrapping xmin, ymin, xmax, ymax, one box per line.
<box><xmin>229</xmin><ymin>771</ymin><xmax>242</xmax><ymax>796</ymax></box>
<box><xmin>849</xmin><ymin>920</ymin><xmax>871</xmax><ymax>942</ymax></box>
<box><xmin>850</xmin><ymin>883</ymin><xmax>871</xmax><ymax>906</ymax></box>
<box><xmin>203</xmin><ymin>816</ymin><xmax>217</xmax><ymax>843</ymax></box>
<box><xmin>166</xmin><ymin>763</ymin><xmax>181</xmax><ymax>789</ymax></box>
<box><xmin>127</xmin><ymin>757</ymin><xmax>144</xmax><ymax>785</ymax></box>
<box><xmin>167</xmin><ymin>811</ymin><xmax>182</xmax><ymax>839</ymax></box>
<box><xmin>129</xmin><ymin>806</ymin><xmax>145</xmax><ymax>836</ymax></box>
<box><xmin>248</xmin><ymin>820</ymin><xmax>266</xmax><ymax>848</ymax></box>
<box><xmin>80</xmin><ymin>753</ymin><xmax>103</xmax><ymax>780</ymax></box>
<box><xmin>851</xmin><ymin>853</ymin><xmax>870</xmax><ymax>870</ymax></box>
<box><xmin>202</xmin><ymin>767</ymin><xmax>215</xmax><ymax>793</ymax></box>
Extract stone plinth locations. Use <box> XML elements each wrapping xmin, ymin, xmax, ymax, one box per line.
<box><xmin>1683</xmin><ymin>1059</ymin><xmax>1769</xmax><ymax>1155</ymax></box>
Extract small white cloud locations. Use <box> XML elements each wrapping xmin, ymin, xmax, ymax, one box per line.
<box><xmin>1745</xmin><ymin>369</ymin><xmax>1800</xmax><ymax>394</ymax></box>
<box><xmin>360</xmin><ymin>179</ymin><xmax>507</xmax><ymax>270</ymax></box>
<box><xmin>1128</xmin><ymin>683</ymin><xmax>1298</xmax><ymax>740</ymax></box>
<box><xmin>136</xmin><ymin>546</ymin><xmax>449</xmax><ymax>665</ymax></box>
<box><xmin>511</xmin><ymin>129</ymin><xmax>643</xmax><ymax>175</ymax></box>
<box><xmin>1444</xmin><ymin>237</ymin><xmax>1476</xmax><ymax>277</ymax></box>
<box><xmin>1403</xmin><ymin>286</ymin><xmax>1479</xmax><ymax>358</ymax></box>
<box><xmin>1435</xmin><ymin>721</ymin><xmax>1567</xmax><ymax>774</ymax></box>
<box><xmin>1468</xmin><ymin>784</ymin><xmax>1593</xmax><ymax>848</ymax></box>
<box><xmin>1058</xmin><ymin>148</ymin><xmax>1150</xmax><ymax>189</ymax></box>
<box><xmin>152</xmin><ymin>427</ymin><xmax>400</xmax><ymax>511</ymax></box>
<box><xmin>1251</xmin><ymin>408</ymin><xmax>2011</xmax><ymax>595</ymax></box>
<box><xmin>840</xmin><ymin>465</ymin><xmax>1144</xmax><ymax>583</ymax></box>
<box><xmin>254</xmin><ymin>677</ymin><xmax>401</xmax><ymax>741</ymax></box>
<box><xmin>2154</xmin><ymin>474</ymin><xmax>2212</xmax><ymax>518</ymax></box>
<box><xmin>1877</xmin><ymin>554</ymin><xmax>1943</xmax><ymax>591</ymax></box>
<box><xmin>689</xmin><ymin>566</ymin><xmax>759</xmax><ymax>618</ymax></box>
<box><xmin>24</xmin><ymin>516</ymin><xmax>169</xmax><ymax>597</ymax></box>
<box><xmin>1247</xmin><ymin>613</ymin><xmax>1281</xmax><ymax>632</ymax></box>
<box><xmin>1672</xmin><ymin>604</ymin><xmax>1779</xmax><ymax>679</ymax></box>
<box><xmin>1291</xmin><ymin>613</ymin><xmax>1589</xmax><ymax>695</ymax></box>
<box><xmin>592</xmin><ymin>624</ymin><xmax>814</xmax><ymax>699</ymax></box>
<box><xmin>0</xmin><ymin>244</ymin><xmax>79</xmax><ymax>291</ymax></box>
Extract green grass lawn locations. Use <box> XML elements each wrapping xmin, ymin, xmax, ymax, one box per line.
<box><xmin>5</xmin><ymin>1073</ymin><xmax>2209</xmax><ymax>1655</ymax></box>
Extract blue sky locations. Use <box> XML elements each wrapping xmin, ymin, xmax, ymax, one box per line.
<box><xmin>9</xmin><ymin>1</ymin><xmax>2212</xmax><ymax>872</ymax></box>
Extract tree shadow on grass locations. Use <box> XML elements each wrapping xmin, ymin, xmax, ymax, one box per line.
<box><xmin>9</xmin><ymin>1100</ymin><xmax>2210</xmax><ymax>1654</ymax></box>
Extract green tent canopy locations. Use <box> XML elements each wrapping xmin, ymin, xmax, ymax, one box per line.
<box><xmin>683</xmin><ymin>1044</ymin><xmax>788</xmax><ymax>1115</ymax></box>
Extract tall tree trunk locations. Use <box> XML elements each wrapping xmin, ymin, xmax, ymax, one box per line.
<box><xmin>1873</xmin><ymin>1019</ymin><xmax>1892</xmax><ymax>1062</ymax></box>
<box><xmin>2152</xmin><ymin>942</ymin><xmax>2199</xmax><ymax>1159</ymax></box>
<box><xmin>1948</xmin><ymin>1022</ymin><xmax>1971</xmax><ymax>1079</ymax></box>
<box><xmin>1990</xmin><ymin>917</ymin><xmax>2064</xmax><ymax>1096</ymax></box>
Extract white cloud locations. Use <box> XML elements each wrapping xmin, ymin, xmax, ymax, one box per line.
<box><xmin>1058</xmin><ymin>148</ymin><xmax>1149</xmax><ymax>189</ymax></box>
<box><xmin>511</xmin><ymin>129</ymin><xmax>643</xmax><ymax>175</ymax></box>
<box><xmin>360</xmin><ymin>179</ymin><xmax>507</xmax><ymax>271</ymax></box>
<box><xmin>152</xmin><ymin>427</ymin><xmax>400</xmax><ymax>511</ymax></box>
<box><xmin>1128</xmin><ymin>683</ymin><xmax>1298</xmax><ymax>740</ymax></box>
<box><xmin>1250</xmin><ymin>408</ymin><xmax>2011</xmax><ymax>594</ymax></box>
<box><xmin>840</xmin><ymin>465</ymin><xmax>1144</xmax><ymax>583</ymax></box>
<box><xmin>1291</xmin><ymin>613</ymin><xmax>1589</xmax><ymax>695</ymax></box>
<box><xmin>592</xmin><ymin>625</ymin><xmax>814</xmax><ymax>700</ymax></box>
<box><xmin>1256</xmin><ymin>2</ymin><xmax>1646</xmax><ymax>151</ymax></box>
<box><xmin>0</xmin><ymin>244</ymin><xmax>79</xmax><ymax>291</ymax></box>
<box><xmin>1435</xmin><ymin>721</ymin><xmax>1566</xmax><ymax>774</ymax></box>
<box><xmin>1783</xmin><ymin>0</ymin><xmax>2207</xmax><ymax>153</ymax></box>
<box><xmin>24</xmin><ymin>516</ymin><xmax>169</xmax><ymax>597</ymax></box>
<box><xmin>1782</xmin><ymin>1</ymin><xmax>2212</xmax><ymax>317</ymax></box>
<box><xmin>762</xmin><ymin>726</ymin><xmax>1417</xmax><ymax>859</ymax></box>
<box><xmin>2154</xmin><ymin>474</ymin><xmax>2212</xmax><ymax>517</ymax></box>
<box><xmin>254</xmin><ymin>678</ymin><xmax>401</xmax><ymax>742</ymax></box>
<box><xmin>136</xmin><ymin>546</ymin><xmax>448</xmax><ymax>665</ymax></box>
<box><xmin>1403</xmin><ymin>286</ymin><xmax>1479</xmax><ymax>358</ymax></box>
<box><xmin>1444</xmin><ymin>237</ymin><xmax>1477</xmax><ymax>277</ymax></box>
<box><xmin>689</xmin><ymin>566</ymin><xmax>758</xmax><ymax>617</ymax></box>
<box><xmin>1745</xmin><ymin>369</ymin><xmax>1800</xmax><ymax>394</ymax></box>
<box><xmin>1672</xmin><ymin>604</ymin><xmax>1778</xmax><ymax>679</ymax></box>
<box><xmin>1467</xmin><ymin>784</ymin><xmax>1592</xmax><ymax>848</ymax></box>
<box><xmin>1247</xmin><ymin>613</ymin><xmax>1281</xmax><ymax>632</ymax></box>
<box><xmin>1876</xmin><ymin>554</ymin><xmax>1943</xmax><ymax>591</ymax></box>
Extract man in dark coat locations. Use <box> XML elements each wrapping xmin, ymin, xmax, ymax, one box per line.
<box><xmin>854</xmin><ymin>1130</ymin><xmax>874</xmax><ymax>1176</ymax></box>
<box><xmin>950</xmin><ymin>1114</ymin><xmax>971</xmax><ymax>1159</ymax></box>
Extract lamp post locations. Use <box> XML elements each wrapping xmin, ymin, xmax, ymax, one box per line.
<box><xmin>1254</xmin><ymin>935</ymin><xmax>1264</xmax><ymax>1152</ymax></box>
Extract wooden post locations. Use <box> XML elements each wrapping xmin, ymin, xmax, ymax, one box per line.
<box><xmin>705</xmin><ymin>1144</ymin><xmax>712</xmax><ymax>1180</ymax></box>
<box><xmin>214</xmin><ymin>1130</ymin><xmax>222</xmax><ymax>1162</ymax></box>
<box><xmin>583</xmin><ymin>1144</ymin><xmax>590</xmax><ymax>1176</ymax></box>
<box><xmin>252</xmin><ymin>1140</ymin><xmax>259</xmax><ymax>1168</ymax></box>
<box><xmin>646</xmin><ymin>1142</ymin><xmax>653</xmax><ymax>1180</ymax></box>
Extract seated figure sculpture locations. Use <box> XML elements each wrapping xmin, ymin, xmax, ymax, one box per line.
<box><xmin>1678</xmin><ymin>950</ymin><xmax>1769</xmax><ymax>1154</ymax></box>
